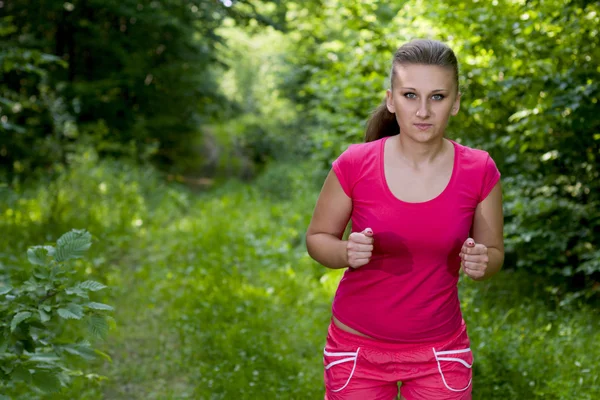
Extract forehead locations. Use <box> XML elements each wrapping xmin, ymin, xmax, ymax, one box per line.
<box><xmin>393</xmin><ymin>64</ymin><xmax>456</xmax><ymax>90</ymax></box>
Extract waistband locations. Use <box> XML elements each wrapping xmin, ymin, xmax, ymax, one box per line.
<box><xmin>328</xmin><ymin>317</ymin><xmax>467</xmax><ymax>352</ymax></box>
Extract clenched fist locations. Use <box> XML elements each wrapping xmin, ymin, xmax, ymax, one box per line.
<box><xmin>459</xmin><ymin>237</ymin><xmax>489</xmax><ymax>280</ymax></box>
<box><xmin>346</xmin><ymin>228</ymin><xmax>374</xmax><ymax>269</ymax></box>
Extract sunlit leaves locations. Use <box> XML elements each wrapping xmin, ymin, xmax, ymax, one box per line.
<box><xmin>38</xmin><ymin>308</ymin><xmax>51</xmax><ymax>323</ymax></box>
<box><xmin>57</xmin><ymin>304</ymin><xmax>84</xmax><ymax>320</ymax></box>
<box><xmin>26</xmin><ymin>352</ymin><xmax>61</xmax><ymax>363</ymax></box>
<box><xmin>26</xmin><ymin>246</ymin><xmax>55</xmax><ymax>266</ymax></box>
<box><xmin>62</xmin><ymin>343</ymin><xmax>98</xmax><ymax>361</ymax></box>
<box><xmin>78</xmin><ymin>281</ymin><xmax>107</xmax><ymax>292</ymax></box>
<box><xmin>10</xmin><ymin>311</ymin><xmax>31</xmax><ymax>332</ymax></box>
<box><xmin>88</xmin><ymin>315</ymin><xmax>109</xmax><ymax>340</ymax></box>
<box><xmin>85</xmin><ymin>302</ymin><xmax>114</xmax><ymax>311</ymax></box>
<box><xmin>55</xmin><ymin>230</ymin><xmax>92</xmax><ymax>262</ymax></box>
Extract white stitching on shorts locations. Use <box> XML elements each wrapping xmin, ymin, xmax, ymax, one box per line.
<box><xmin>432</xmin><ymin>347</ymin><xmax>472</xmax><ymax>392</ymax></box>
<box><xmin>323</xmin><ymin>347</ymin><xmax>361</xmax><ymax>392</ymax></box>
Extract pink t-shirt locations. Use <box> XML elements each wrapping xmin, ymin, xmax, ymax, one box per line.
<box><xmin>331</xmin><ymin>135</ymin><xmax>501</xmax><ymax>343</ymax></box>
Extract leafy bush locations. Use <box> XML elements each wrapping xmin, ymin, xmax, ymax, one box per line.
<box><xmin>0</xmin><ymin>230</ymin><xmax>112</xmax><ymax>398</ymax></box>
<box><xmin>0</xmin><ymin>16</ymin><xmax>70</xmax><ymax>179</ymax></box>
<box><xmin>460</xmin><ymin>270</ymin><xmax>600</xmax><ymax>400</ymax></box>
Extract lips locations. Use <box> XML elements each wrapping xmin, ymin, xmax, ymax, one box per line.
<box><xmin>414</xmin><ymin>123</ymin><xmax>433</xmax><ymax>131</ymax></box>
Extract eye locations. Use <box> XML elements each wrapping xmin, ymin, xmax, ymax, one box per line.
<box><xmin>431</xmin><ymin>94</ymin><xmax>446</xmax><ymax>101</ymax></box>
<box><xmin>403</xmin><ymin>92</ymin><xmax>417</xmax><ymax>99</ymax></box>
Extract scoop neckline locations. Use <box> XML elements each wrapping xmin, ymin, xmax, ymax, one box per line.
<box><xmin>379</xmin><ymin>135</ymin><xmax>459</xmax><ymax>206</ymax></box>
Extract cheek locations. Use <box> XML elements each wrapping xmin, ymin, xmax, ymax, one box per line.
<box><xmin>394</xmin><ymin>98</ymin><xmax>416</xmax><ymax>112</ymax></box>
<box><xmin>434</xmin><ymin>102</ymin><xmax>454</xmax><ymax>116</ymax></box>
<box><xmin>394</xmin><ymin>107</ymin><xmax>414</xmax><ymax>123</ymax></box>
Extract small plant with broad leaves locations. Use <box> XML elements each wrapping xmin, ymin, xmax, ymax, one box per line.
<box><xmin>0</xmin><ymin>230</ymin><xmax>113</xmax><ymax>397</ymax></box>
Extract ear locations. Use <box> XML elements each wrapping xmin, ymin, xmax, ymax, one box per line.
<box><xmin>385</xmin><ymin>89</ymin><xmax>395</xmax><ymax>113</ymax></box>
<box><xmin>451</xmin><ymin>92</ymin><xmax>461</xmax><ymax>116</ymax></box>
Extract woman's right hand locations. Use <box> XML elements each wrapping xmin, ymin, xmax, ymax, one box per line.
<box><xmin>346</xmin><ymin>228</ymin><xmax>374</xmax><ymax>269</ymax></box>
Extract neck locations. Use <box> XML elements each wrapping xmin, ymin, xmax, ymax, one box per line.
<box><xmin>392</xmin><ymin>135</ymin><xmax>449</xmax><ymax>167</ymax></box>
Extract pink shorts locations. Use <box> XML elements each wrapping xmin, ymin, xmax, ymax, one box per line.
<box><xmin>323</xmin><ymin>320</ymin><xmax>473</xmax><ymax>400</ymax></box>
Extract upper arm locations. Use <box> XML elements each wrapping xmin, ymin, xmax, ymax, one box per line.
<box><xmin>472</xmin><ymin>180</ymin><xmax>504</xmax><ymax>252</ymax></box>
<box><xmin>306</xmin><ymin>169</ymin><xmax>352</xmax><ymax>239</ymax></box>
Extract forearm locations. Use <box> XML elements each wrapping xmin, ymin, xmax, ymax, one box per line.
<box><xmin>478</xmin><ymin>246</ymin><xmax>504</xmax><ymax>281</ymax></box>
<box><xmin>306</xmin><ymin>233</ymin><xmax>349</xmax><ymax>269</ymax></box>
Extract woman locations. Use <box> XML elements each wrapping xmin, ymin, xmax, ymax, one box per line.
<box><xmin>305</xmin><ymin>39</ymin><xmax>504</xmax><ymax>400</ymax></box>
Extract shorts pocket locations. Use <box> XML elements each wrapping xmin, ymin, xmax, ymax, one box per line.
<box><xmin>323</xmin><ymin>347</ymin><xmax>361</xmax><ymax>393</ymax></box>
<box><xmin>432</xmin><ymin>347</ymin><xmax>473</xmax><ymax>392</ymax></box>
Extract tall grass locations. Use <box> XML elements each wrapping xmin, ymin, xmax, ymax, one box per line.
<box><xmin>1</xmin><ymin>152</ymin><xmax>598</xmax><ymax>399</ymax></box>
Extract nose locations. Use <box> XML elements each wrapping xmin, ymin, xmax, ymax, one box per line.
<box><xmin>416</xmin><ymin>100</ymin><xmax>431</xmax><ymax>118</ymax></box>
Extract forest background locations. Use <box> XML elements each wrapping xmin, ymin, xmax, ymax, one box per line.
<box><xmin>1</xmin><ymin>0</ymin><xmax>599</xmax><ymax>399</ymax></box>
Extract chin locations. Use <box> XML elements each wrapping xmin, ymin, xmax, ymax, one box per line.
<box><xmin>404</xmin><ymin>131</ymin><xmax>443</xmax><ymax>143</ymax></box>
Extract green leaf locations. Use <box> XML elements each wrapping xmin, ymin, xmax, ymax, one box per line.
<box><xmin>33</xmin><ymin>267</ymin><xmax>50</xmax><ymax>279</ymax></box>
<box><xmin>63</xmin><ymin>344</ymin><xmax>97</xmax><ymax>361</ymax></box>
<box><xmin>12</xmin><ymin>365</ymin><xmax>32</xmax><ymax>383</ymax></box>
<box><xmin>22</xmin><ymin>279</ymin><xmax>39</xmax><ymax>292</ymax></box>
<box><xmin>0</xmin><ymin>285</ymin><xmax>12</xmax><ymax>295</ymax></box>
<box><xmin>27</xmin><ymin>352</ymin><xmax>60</xmax><ymax>363</ymax></box>
<box><xmin>85</xmin><ymin>302</ymin><xmax>114</xmax><ymax>311</ymax></box>
<box><xmin>27</xmin><ymin>246</ymin><xmax>54</xmax><ymax>266</ymax></box>
<box><xmin>79</xmin><ymin>280</ymin><xmax>107</xmax><ymax>292</ymax></box>
<box><xmin>54</xmin><ymin>230</ymin><xmax>92</xmax><ymax>262</ymax></box>
<box><xmin>65</xmin><ymin>286</ymin><xmax>89</xmax><ymax>298</ymax></box>
<box><xmin>88</xmin><ymin>315</ymin><xmax>109</xmax><ymax>339</ymax></box>
<box><xmin>40</xmin><ymin>53</ymin><xmax>62</xmax><ymax>63</ymax></box>
<box><xmin>57</xmin><ymin>304</ymin><xmax>84</xmax><ymax>320</ymax></box>
<box><xmin>32</xmin><ymin>370</ymin><xmax>61</xmax><ymax>393</ymax></box>
<box><xmin>11</xmin><ymin>311</ymin><xmax>32</xmax><ymax>332</ymax></box>
<box><xmin>39</xmin><ymin>309</ymin><xmax>51</xmax><ymax>323</ymax></box>
<box><xmin>94</xmin><ymin>349</ymin><xmax>113</xmax><ymax>363</ymax></box>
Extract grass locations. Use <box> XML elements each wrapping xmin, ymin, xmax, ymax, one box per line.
<box><xmin>1</xmin><ymin>155</ymin><xmax>599</xmax><ymax>399</ymax></box>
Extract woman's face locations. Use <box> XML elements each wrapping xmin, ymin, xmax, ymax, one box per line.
<box><xmin>386</xmin><ymin>64</ymin><xmax>460</xmax><ymax>143</ymax></box>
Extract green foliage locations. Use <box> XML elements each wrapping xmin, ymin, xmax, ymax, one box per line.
<box><xmin>461</xmin><ymin>271</ymin><xmax>600</xmax><ymax>399</ymax></box>
<box><xmin>0</xmin><ymin>0</ymin><xmax>314</xmax><ymax>178</ymax></box>
<box><xmin>0</xmin><ymin>0</ymin><xmax>237</xmax><ymax>176</ymax></box>
<box><xmin>0</xmin><ymin>230</ymin><xmax>112</xmax><ymax>398</ymax></box>
<box><xmin>283</xmin><ymin>0</ymin><xmax>398</xmax><ymax>164</ymax></box>
<box><xmin>204</xmin><ymin>24</ymin><xmax>308</xmax><ymax>180</ymax></box>
<box><xmin>0</xmin><ymin>15</ymin><xmax>70</xmax><ymax>179</ymax></box>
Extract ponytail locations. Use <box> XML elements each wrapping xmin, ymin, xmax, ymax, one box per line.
<box><xmin>364</xmin><ymin>100</ymin><xmax>399</xmax><ymax>142</ymax></box>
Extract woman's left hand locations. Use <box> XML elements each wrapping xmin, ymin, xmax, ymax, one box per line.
<box><xmin>459</xmin><ymin>237</ymin><xmax>489</xmax><ymax>280</ymax></box>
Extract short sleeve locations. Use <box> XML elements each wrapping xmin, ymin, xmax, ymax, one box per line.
<box><xmin>479</xmin><ymin>154</ymin><xmax>501</xmax><ymax>202</ymax></box>
<box><xmin>331</xmin><ymin>145</ymin><xmax>358</xmax><ymax>198</ymax></box>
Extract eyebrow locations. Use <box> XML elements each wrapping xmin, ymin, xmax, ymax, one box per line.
<box><xmin>400</xmin><ymin>87</ymin><xmax>448</xmax><ymax>92</ymax></box>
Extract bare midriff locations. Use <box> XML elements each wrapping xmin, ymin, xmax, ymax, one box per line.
<box><xmin>332</xmin><ymin>316</ymin><xmax>376</xmax><ymax>339</ymax></box>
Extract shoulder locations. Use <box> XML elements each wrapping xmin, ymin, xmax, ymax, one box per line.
<box><xmin>453</xmin><ymin>140</ymin><xmax>493</xmax><ymax>162</ymax></box>
<box><xmin>339</xmin><ymin>138</ymin><xmax>385</xmax><ymax>164</ymax></box>
<box><xmin>340</xmin><ymin>138</ymin><xmax>383</xmax><ymax>157</ymax></box>
<box><xmin>334</xmin><ymin>137</ymin><xmax>383</xmax><ymax>167</ymax></box>
<box><xmin>453</xmin><ymin>140</ymin><xmax>499</xmax><ymax>171</ymax></box>
<box><xmin>332</xmin><ymin>138</ymin><xmax>384</xmax><ymax>193</ymax></box>
<box><xmin>452</xmin><ymin>141</ymin><xmax>501</xmax><ymax>200</ymax></box>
